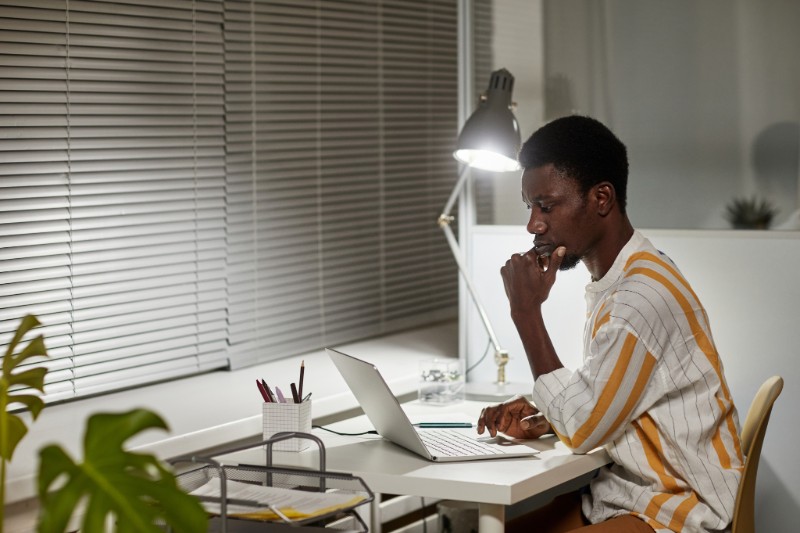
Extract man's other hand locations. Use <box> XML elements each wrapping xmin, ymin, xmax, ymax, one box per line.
<box><xmin>477</xmin><ymin>395</ymin><xmax>551</xmax><ymax>440</ymax></box>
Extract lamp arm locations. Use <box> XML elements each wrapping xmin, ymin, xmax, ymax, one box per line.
<box><xmin>438</xmin><ymin>166</ymin><xmax>512</xmax><ymax>384</ymax></box>
<box><xmin>438</xmin><ymin>219</ymin><xmax>510</xmax><ymax>384</ymax></box>
<box><xmin>441</xmin><ymin>165</ymin><xmax>470</xmax><ymax>219</ymax></box>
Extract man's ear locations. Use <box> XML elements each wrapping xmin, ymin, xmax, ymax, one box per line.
<box><xmin>594</xmin><ymin>182</ymin><xmax>616</xmax><ymax>216</ymax></box>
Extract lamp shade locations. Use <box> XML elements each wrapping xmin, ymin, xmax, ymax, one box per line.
<box><xmin>454</xmin><ymin>68</ymin><xmax>521</xmax><ymax>172</ymax></box>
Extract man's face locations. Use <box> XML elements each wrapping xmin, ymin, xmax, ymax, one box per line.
<box><xmin>521</xmin><ymin>164</ymin><xmax>597</xmax><ymax>271</ymax></box>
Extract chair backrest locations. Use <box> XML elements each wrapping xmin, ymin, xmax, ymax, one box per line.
<box><xmin>731</xmin><ymin>375</ymin><xmax>784</xmax><ymax>533</ymax></box>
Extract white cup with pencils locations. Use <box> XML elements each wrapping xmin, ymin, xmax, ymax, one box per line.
<box><xmin>257</xmin><ymin>361</ymin><xmax>311</xmax><ymax>452</ymax></box>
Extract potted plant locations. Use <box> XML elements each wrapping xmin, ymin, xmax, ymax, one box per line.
<box><xmin>723</xmin><ymin>196</ymin><xmax>779</xmax><ymax>229</ymax></box>
<box><xmin>1</xmin><ymin>315</ymin><xmax>208</xmax><ymax>532</ymax></box>
<box><xmin>37</xmin><ymin>409</ymin><xmax>208</xmax><ymax>532</ymax></box>
<box><xmin>1</xmin><ymin>315</ymin><xmax>48</xmax><ymax>528</ymax></box>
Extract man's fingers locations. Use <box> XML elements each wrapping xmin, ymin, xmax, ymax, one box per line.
<box><xmin>496</xmin><ymin>409</ymin><xmax>514</xmax><ymax>433</ymax></box>
<box><xmin>519</xmin><ymin>413</ymin><xmax>550</xmax><ymax>439</ymax></box>
<box><xmin>477</xmin><ymin>405</ymin><xmax>501</xmax><ymax>437</ymax></box>
<box><xmin>520</xmin><ymin>413</ymin><xmax>546</xmax><ymax>429</ymax></box>
<box><xmin>547</xmin><ymin>246</ymin><xmax>566</xmax><ymax>273</ymax></box>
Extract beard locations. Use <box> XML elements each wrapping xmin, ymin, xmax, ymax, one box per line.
<box><xmin>559</xmin><ymin>253</ymin><xmax>581</xmax><ymax>271</ymax></box>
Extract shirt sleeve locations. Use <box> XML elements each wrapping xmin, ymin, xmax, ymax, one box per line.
<box><xmin>531</xmin><ymin>321</ymin><xmax>660</xmax><ymax>454</ymax></box>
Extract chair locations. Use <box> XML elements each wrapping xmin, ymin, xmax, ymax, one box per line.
<box><xmin>731</xmin><ymin>375</ymin><xmax>784</xmax><ymax>533</ymax></box>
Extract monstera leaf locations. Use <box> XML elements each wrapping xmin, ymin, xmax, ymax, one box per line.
<box><xmin>0</xmin><ymin>314</ymin><xmax>48</xmax><ymax>460</ymax></box>
<box><xmin>37</xmin><ymin>409</ymin><xmax>208</xmax><ymax>533</ymax></box>
<box><xmin>1</xmin><ymin>314</ymin><xmax>48</xmax><ymax>526</ymax></box>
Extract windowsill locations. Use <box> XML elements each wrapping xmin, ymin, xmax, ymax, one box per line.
<box><xmin>7</xmin><ymin>321</ymin><xmax>457</xmax><ymax>505</ymax></box>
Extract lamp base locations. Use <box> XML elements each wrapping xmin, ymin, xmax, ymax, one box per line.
<box><xmin>464</xmin><ymin>380</ymin><xmax>532</xmax><ymax>402</ymax></box>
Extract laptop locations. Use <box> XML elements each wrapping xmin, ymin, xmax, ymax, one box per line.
<box><xmin>326</xmin><ymin>348</ymin><xmax>538</xmax><ymax>462</ymax></box>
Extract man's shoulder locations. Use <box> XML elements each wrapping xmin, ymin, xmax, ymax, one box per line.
<box><xmin>613</xmin><ymin>244</ymin><xmax>698</xmax><ymax>311</ymax></box>
<box><xmin>621</xmin><ymin>242</ymin><xmax>683</xmax><ymax>281</ymax></box>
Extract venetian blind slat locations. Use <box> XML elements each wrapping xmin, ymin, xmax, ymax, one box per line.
<box><xmin>225</xmin><ymin>0</ymin><xmax>458</xmax><ymax>369</ymax></box>
<box><xmin>0</xmin><ymin>0</ymin><xmax>228</xmax><ymax>403</ymax></box>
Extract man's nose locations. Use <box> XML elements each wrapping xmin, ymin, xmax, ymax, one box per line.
<box><xmin>527</xmin><ymin>216</ymin><xmax>546</xmax><ymax>235</ymax></box>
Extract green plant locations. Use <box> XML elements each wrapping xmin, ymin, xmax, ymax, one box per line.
<box><xmin>724</xmin><ymin>196</ymin><xmax>779</xmax><ymax>229</ymax></box>
<box><xmin>37</xmin><ymin>409</ymin><xmax>208</xmax><ymax>533</ymax></box>
<box><xmin>1</xmin><ymin>316</ymin><xmax>209</xmax><ymax>532</ymax></box>
<box><xmin>0</xmin><ymin>314</ymin><xmax>48</xmax><ymax>531</ymax></box>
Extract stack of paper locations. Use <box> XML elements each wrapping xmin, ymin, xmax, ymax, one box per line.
<box><xmin>189</xmin><ymin>478</ymin><xmax>365</xmax><ymax>522</ymax></box>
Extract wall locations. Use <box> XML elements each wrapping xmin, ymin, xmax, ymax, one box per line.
<box><xmin>481</xmin><ymin>0</ymin><xmax>800</xmax><ymax>230</ymax></box>
<box><xmin>467</xmin><ymin>226</ymin><xmax>800</xmax><ymax>531</ymax></box>
<box><xmin>488</xmin><ymin>0</ymin><xmax>545</xmax><ymax>225</ymax></box>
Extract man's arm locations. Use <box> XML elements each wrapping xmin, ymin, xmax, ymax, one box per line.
<box><xmin>533</xmin><ymin>322</ymin><xmax>659</xmax><ymax>453</ymax></box>
<box><xmin>500</xmin><ymin>247</ymin><xmax>566</xmax><ymax>379</ymax></box>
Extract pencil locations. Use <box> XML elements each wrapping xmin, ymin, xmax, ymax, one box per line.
<box><xmin>256</xmin><ymin>379</ymin><xmax>270</xmax><ymax>402</ymax></box>
<box><xmin>298</xmin><ymin>360</ymin><xmax>305</xmax><ymax>400</ymax></box>
<box><xmin>261</xmin><ymin>379</ymin><xmax>275</xmax><ymax>403</ymax></box>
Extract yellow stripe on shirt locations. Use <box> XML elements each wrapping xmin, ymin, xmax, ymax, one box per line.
<box><xmin>644</xmin><ymin>492</ymin><xmax>673</xmax><ymax>525</ymax></box>
<box><xmin>668</xmin><ymin>492</ymin><xmax>701</xmax><ymax>532</ymax></box>
<box><xmin>623</xmin><ymin>263</ymin><xmax>730</xmax><ymax>402</ymax></box>
<box><xmin>625</xmin><ymin>265</ymin><xmax>743</xmax><ymax>465</ymax></box>
<box><xmin>633</xmin><ymin>414</ymin><xmax>704</xmax><ymax>531</ymax></box>
<box><xmin>622</xmin><ymin>253</ymin><xmax>745</xmax><ymax>466</ymax></box>
<box><xmin>597</xmin><ymin>351</ymin><xmax>656</xmax><ymax>445</ymax></box>
<box><xmin>592</xmin><ymin>301</ymin><xmax>610</xmax><ymax>339</ymax></box>
<box><xmin>634</xmin><ymin>414</ymin><xmax>681</xmax><ymax>493</ymax></box>
<box><xmin>569</xmin><ymin>333</ymin><xmax>638</xmax><ymax>449</ymax></box>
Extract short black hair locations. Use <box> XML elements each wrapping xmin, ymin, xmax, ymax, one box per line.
<box><xmin>518</xmin><ymin>115</ymin><xmax>629</xmax><ymax>213</ymax></box>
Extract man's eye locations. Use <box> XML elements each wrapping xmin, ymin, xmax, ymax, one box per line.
<box><xmin>525</xmin><ymin>203</ymin><xmax>551</xmax><ymax>213</ymax></box>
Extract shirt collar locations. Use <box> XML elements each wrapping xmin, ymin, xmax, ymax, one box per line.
<box><xmin>586</xmin><ymin>230</ymin><xmax>645</xmax><ymax>293</ymax></box>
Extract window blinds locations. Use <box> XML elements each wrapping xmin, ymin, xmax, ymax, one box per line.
<box><xmin>225</xmin><ymin>0</ymin><xmax>459</xmax><ymax>368</ymax></box>
<box><xmin>0</xmin><ymin>0</ymin><xmax>228</xmax><ymax>402</ymax></box>
<box><xmin>1</xmin><ymin>0</ymin><xmax>460</xmax><ymax>401</ymax></box>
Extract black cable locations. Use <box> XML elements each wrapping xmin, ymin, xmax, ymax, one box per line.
<box><xmin>465</xmin><ymin>337</ymin><xmax>492</xmax><ymax>376</ymax></box>
<box><xmin>312</xmin><ymin>424</ymin><xmax>377</xmax><ymax>436</ymax></box>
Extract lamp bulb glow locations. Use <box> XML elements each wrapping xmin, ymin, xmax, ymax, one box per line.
<box><xmin>454</xmin><ymin>149</ymin><xmax>521</xmax><ymax>172</ymax></box>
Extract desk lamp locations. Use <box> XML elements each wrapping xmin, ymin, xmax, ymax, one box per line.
<box><xmin>438</xmin><ymin>68</ymin><xmax>529</xmax><ymax>400</ymax></box>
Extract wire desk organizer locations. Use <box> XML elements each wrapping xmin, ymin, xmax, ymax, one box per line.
<box><xmin>169</xmin><ymin>432</ymin><xmax>374</xmax><ymax>532</ymax></box>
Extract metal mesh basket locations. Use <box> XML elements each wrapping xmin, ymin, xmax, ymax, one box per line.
<box><xmin>169</xmin><ymin>432</ymin><xmax>373</xmax><ymax>532</ymax></box>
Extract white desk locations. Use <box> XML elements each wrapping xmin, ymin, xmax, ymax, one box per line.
<box><xmin>218</xmin><ymin>400</ymin><xmax>611</xmax><ymax>533</ymax></box>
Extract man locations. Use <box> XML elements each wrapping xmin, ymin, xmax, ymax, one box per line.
<box><xmin>477</xmin><ymin>115</ymin><xmax>743</xmax><ymax>532</ymax></box>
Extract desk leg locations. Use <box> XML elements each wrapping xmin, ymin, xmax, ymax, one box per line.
<box><xmin>367</xmin><ymin>493</ymin><xmax>382</xmax><ymax>533</ymax></box>
<box><xmin>478</xmin><ymin>502</ymin><xmax>505</xmax><ymax>533</ymax></box>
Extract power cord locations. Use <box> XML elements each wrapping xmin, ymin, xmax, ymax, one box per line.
<box><xmin>312</xmin><ymin>425</ymin><xmax>377</xmax><ymax>436</ymax></box>
<box><xmin>465</xmin><ymin>338</ymin><xmax>492</xmax><ymax>376</ymax></box>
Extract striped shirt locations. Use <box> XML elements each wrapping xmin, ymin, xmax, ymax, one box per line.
<box><xmin>532</xmin><ymin>231</ymin><xmax>743</xmax><ymax>532</ymax></box>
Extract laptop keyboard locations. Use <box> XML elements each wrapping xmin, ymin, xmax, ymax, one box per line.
<box><xmin>418</xmin><ymin>429</ymin><xmax>507</xmax><ymax>457</ymax></box>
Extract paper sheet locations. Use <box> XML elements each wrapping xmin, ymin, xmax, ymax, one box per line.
<box><xmin>190</xmin><ymin>477</ymin><xmax>365</xmax><ymax>522</ymax></box>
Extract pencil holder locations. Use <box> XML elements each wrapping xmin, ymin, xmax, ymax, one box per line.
<box><xmin>262</xmin><ymin>400</ymin><xmax>312</xmax><ymax>452</ymax></box>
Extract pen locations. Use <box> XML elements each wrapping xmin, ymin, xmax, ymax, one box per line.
<box><xmin>415</xmin><ymin>422</ymin><xmax>473</xmax><ymax>428</ymax></box>
<box><xmin>256</xmin><ymin>379</ymin><xmax>270</xmax><ymax>402</ymax></box>
<box><xmin>302</xmin><ymin>392</ymin><xmax>312</xmax><ymax>403</ymax></box>
<box><xmin>298</xmin><ymin>360</ymin><xmax>305</xmax><ymax>400</ymax></box>
<box><xmin>261</xmin><ymin>379</ymin><xmax>275</xmax><ymax>403</ymax></box>
<box><xmin>275</xmin><ymin>386</ymin><xmax>287</xmax><ymax>403</ymax></box>
<box><xmin>290</xmin><ymin>382</ymin><xmax>300</xmax><ymax>403</ymax></box>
